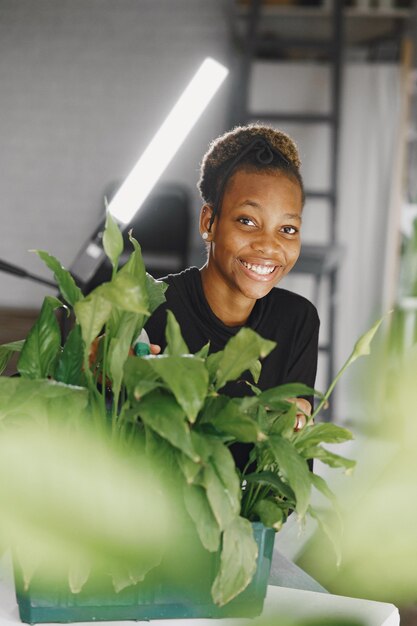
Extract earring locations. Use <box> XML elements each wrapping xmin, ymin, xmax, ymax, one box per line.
<box><xmin>202</xmin><ymin>232</ymin><xmax>209</xmax><ymax>240</ymax></box>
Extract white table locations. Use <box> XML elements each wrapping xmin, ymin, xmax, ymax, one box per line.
<box><xmin>0</xmin><ymin>553</ymin><xmax>399</xmax><ymax>626</ymax></box>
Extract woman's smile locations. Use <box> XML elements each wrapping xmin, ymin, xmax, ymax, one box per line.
<box><xmin>238</xmin><ymin>258</ymin><xmax>281</xmax><ymax>280</ymax></box>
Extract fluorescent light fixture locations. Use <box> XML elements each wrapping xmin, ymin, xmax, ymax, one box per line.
<box><xmin>108</xmin><ymin>57</ymin><xmax>228</xmax><ymax>225</ymax></box>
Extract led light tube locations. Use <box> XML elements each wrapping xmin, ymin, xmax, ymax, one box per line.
<box><xmin>108</xmin><ymin>57</ymin><xmax>228</xmax><ymax>225</ymax></box>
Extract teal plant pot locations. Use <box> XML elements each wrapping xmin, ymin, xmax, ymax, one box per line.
<box><xmin>15</xmin><ymin>523</ymin><xmax>275</xmax><ymax>623</ymax></box>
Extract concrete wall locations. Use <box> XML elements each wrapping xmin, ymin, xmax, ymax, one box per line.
<box><xmin>0</xmin><ymin>0</ymin><xmax>230</xmax><ymax>306</ymax></box>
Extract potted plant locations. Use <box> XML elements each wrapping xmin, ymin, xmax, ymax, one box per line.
<box><xmin>0</xmin><ymin>214</ymin><xmax>380</xmax><ymax>623</ymax></box>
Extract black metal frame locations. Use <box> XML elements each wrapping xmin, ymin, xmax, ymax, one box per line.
<box><xmin>228</xmin><ymin>0</ymin><xmax>345</xmax><ymax>415</ymax></box>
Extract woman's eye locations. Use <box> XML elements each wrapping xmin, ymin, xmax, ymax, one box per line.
<box><xmin>281</xmin><ymin>226</ymin><xmax>298</xmax><ymax>235</ymax></box>
<box><xmin>238</xmin><ymin>217</ymin><xmax>256</xmax><ymax>226</ymax></box>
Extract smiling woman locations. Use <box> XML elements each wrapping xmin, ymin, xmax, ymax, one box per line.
<box><xmin>145</xmin><ymin>124</ymin><xmax>319</xmax><ymax>466</ymax></box>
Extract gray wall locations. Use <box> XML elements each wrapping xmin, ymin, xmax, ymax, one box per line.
<box><xmin>0</xmin><ymin>0</ymin><xmax>230</xmax><ymax>306</ymax></box>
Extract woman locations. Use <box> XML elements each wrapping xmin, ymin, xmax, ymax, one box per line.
<box><xmin>145</xmin><ymin>124</ymin><xmax>319</xmax><ymax>435</ymax></box>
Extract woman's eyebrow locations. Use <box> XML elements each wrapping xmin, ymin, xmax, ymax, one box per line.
<box><xmin>237</xmin><ymin>201</ymin><xmax>302</xmax><ymax>221</ymax></box>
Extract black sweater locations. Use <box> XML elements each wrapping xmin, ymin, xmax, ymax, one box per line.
<box><xmin>145</xmin><ymin>267</ymin><xmax>319</xmax><ymax>396</ymax></box>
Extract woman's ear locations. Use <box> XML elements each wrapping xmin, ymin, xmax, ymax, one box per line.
<box><xmin>199</xmin><ymin>204</ymin><xmax>215</xmax><ymax>241</ymax></box>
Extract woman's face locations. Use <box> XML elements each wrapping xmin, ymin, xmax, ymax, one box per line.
<box><xmin>201</xmin><ymin>169</ymin><xmax>303</xmax><ymax>304</ymax></box>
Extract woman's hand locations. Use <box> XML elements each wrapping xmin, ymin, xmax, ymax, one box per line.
<box><xmin>289</xmin><ymin>398</ymin><xmax>312</xmax><ymax>431</ymax></box>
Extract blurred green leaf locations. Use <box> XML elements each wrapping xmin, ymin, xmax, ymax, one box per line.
<box><xmin>211</xmin><ymin>516</ymin><xmax>257</xmax><ymax>606</ymax></box>
<box><xmin>0</xmin><ymin>377</ymin><xmax>89</xmax><ymax>425</ymax></box>
<box><xmin>0</xmin><ymin>340</ymin><xmax>24</xmax><ymax>375</ymax></box>
<box><xmin>111</xmin><ymin>550</ymin><xmax>164</xmax><ymax>593</ymax></box>
<box><xmin>310</xmin><ymin>473</ymin><xmax>340</xmax><ymax>517</ymax></box>
<box><xmin>254</xmin><ymin>499</ymin><xmax>284</xmax><ymax>530</ymax></box>
<box><xmin>164</xmin><ymin>310</ymin><xmax>189</xmax><ymax>355</ymax></box>
<box><xmin>146</xmin><ymin>355</ymin><xmax>208</xmax><ymax>423</ymax></box>
<box><xmin>103</xmin><ymin>211</ymin><xmax>124</xmax><ymax>270</ymax></box>
<box><xmin>68</xmin><ymin>554</ymin><xmax>91</xmax><ymax>593</ymax></box>
<box><xmin>135</xmin><ymin>391</ymin><xmax>199</xmax><ymax>461</ymax></box>
<box><xmin>54</xmin><ymin>324</ymin><xmax>84</xmax><ymax>386</ymax></box>
<box><xmin>17</xmin><ymin>298</ymin><xmax>61</xmax><ymax>379</ymax></box>
<box><xmin>183</xmin><ymin>483</ymin><xmax>220</xmax><ymax>552</ymax></box>
<box><xmin>309</xmin><ymin>506</ymin><xmax>342</xmax><ymax>568</ymax></box>
<box><xmin>268</xmin><ymin>435</ymin><xmax>311</xmax><ymax>517</ymax></box>
<box><xmin>35</xmin><ymin>250</ymin><xmax>83</xmax><ymax>307</ymax></box>
<box><xmin>212</xmin><ymin>328</ymin><xmax>276</xmax><ymax>391</ymax></box>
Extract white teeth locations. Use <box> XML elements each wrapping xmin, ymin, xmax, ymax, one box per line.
<box><xmin>241</xmin><ymin>260</ymin><xmax>275</xmax><ymax>275</ymax></box>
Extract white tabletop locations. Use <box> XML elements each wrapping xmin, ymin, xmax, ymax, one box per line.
<box><xmin>0</xmin><ymin>554</ymin><xmax>399</xmax><ymax>626</ymax></box>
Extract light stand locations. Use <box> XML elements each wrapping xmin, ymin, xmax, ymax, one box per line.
<box><xmin>0</xmin><ymin>259</ymin><xmax>57</xmax><ymax>289</ymax></box>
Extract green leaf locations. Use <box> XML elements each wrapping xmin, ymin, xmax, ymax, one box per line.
<box><xmin>103</xmin><ymin>211</ymin><xmax>124</xmax><ymax>270</ymax></box>
<box><xmin>108</xmin><ymin>313</ymin><xmax>138</xmax><ymax>398</ymax></box>
<box><xmin>135</xmin><ymin>391</ymin><xmax>199</xmax><ymax>461</ymax></box>
<box><xmin>211</xmin><ymin>517</ymin><xmax>258</xmax><ymax>606</ymax></box>
<box><xmin>268</xmin><ymin>435</ymin><xmax>311</xmax><ymax>517</ymax></box>
<box><xmin>164</xmin><ymin>310</ymin><xmax>189</xmax><ymax>355</ymax></box>
<box><xmin>35</xmin><ymin>250</ymin><xmax>83</xmax><ymax>307</ymax></box>
<box><xmin>347</xmin><ymin>316</ymin><xmax>384</xmax><ymax>366</ymax></box>
<box><xmin>195</xmin><ymin>342</ymin><xmax>210</xmax><ymax>360</ymax></box>
<box><xmin>110</xmin><ymin>550</ymin><xmax>164</xmax><ymax>593</ymax></box>
<box><xmin>17</xmin><ymin>298</ymin><xmax>61</xmax><ymax>379</ymax></box>
<box><xmin>147</xmin><ymin>355</ymin><xmax>208</xmax><ymax>423</ymax></box>
<box><xmin>310</xmin><ymin>473</ymin><xmax>340</xmax><ymax>513</ymax></box>
<box><xmin>145</xmin><ymin>273</ymin><xmax>168</xmax><ymax>316</ymax></box>
<box><xmin>98</xmin><ymin>273</ymin><xmax>149</xmax><ymax>315</ymax></box>
<box><xmin>212</xmin><ymin>328</ymin><xmax>276</xmax><ymax>391</ymax></box>
<box><xmin>269</xmin><ymin>403</ymin><xmax>297</xmax><ymax>438</ymax></box>
<box><xmin>302</xmin><ymin>445</ymin><xmax>356</xmax><ymax>473</ymax></box>
<box><xmin>176</xmin><ymin>450</ymin><xmax>203</xmax><ymax>485</ymax></box>
<box><xmin>248</xmin><ymin>359</ymin><xmax>262</xmax><ymax>384</ymax></box>
<box><xmin>295</xmin><ymin>423</ymin><xmax>354</xmax><ymax>451</ymax></box>
<box><xmin>203</xmin><ymin>438</ymin><xmax>240</xmax><ymax>530</ymax></box>
<box><xmin>123</xmin><ymin>356</ymin><xmax>161</xmax><ymax>400</ymax></box>
<box><xmin>258</xmin><ymin>383</ymin><xmax>321</xmax><ymax>410</ymax></box>
<box><xmin>74</xmin><ymin>292</ymin><xmax>112</xmax><ymax>353</ymax></box>
<box><xmin>206</xmin><ymin>351</ymin><xmax>223</xmax><ymax>384</ymax></box>
<box><xmin>254</xmin><ymin>499</ymin><xmax>284</xmax><ymax>530</ymax></box>
<box><xmin>313</xmin><ymin>317</ymin><xmax>384</xmax><ymax>418</ymax></box>
<box><xmin>201</xmin><ymin>396</ymin><xmax>262</xmax><ymax>443</ymax></box>
<box><xmin>0</xmin><ymin>377</ymin><xmax>89</xmax><ymax>425</ymax></box>
<box><xmin>0</xmin><ymin>340</ymin><xmax>24</xmax><ymax>376</ymax></box>
<box><xmin>54</xmin><ymin>325</ymin><xmax>84</xmax><ymax>385</ymax></box>
<box><xmin>68</xmin><ymin>554</ymin><xmax>91</xmax><ymax>593</ymax></box>
<box><xmin>183</xmin><ymin>483</ymin><xmax>221</xmax><ymax>552</ymax></box>
<box><xmin>244</xmin><ymin>471</ymin><xmax>295</xmax><ymax>503</ymax></box>
<box><xmin>14</xmin><ymin>544</ymin><xmax>42</xmax><ymax>591</ymax></box>
<box><xmin>309</xmin><ymin>506</ymin><xmax>342</xmax><ymax>567</ymax></box>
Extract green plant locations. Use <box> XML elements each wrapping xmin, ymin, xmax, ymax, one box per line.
<box><xmin>0</xmin><ymin>214</ymin><xmax>379</xmax><ymax>607</ymax></box>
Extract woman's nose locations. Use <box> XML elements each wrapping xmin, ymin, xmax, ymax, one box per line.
<box><xmin>251</xmin><ymin>230</ymin><xmax>281</xmax><ymax>255</ymax></box>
